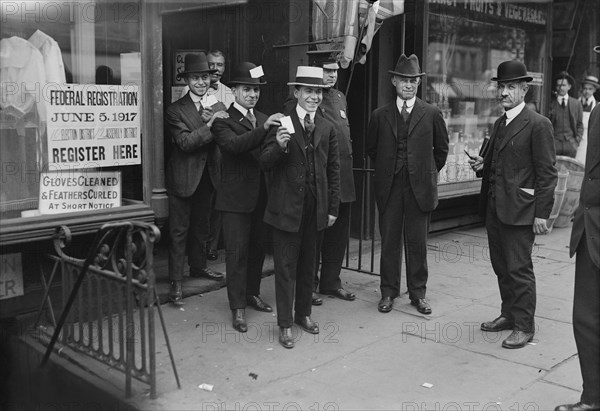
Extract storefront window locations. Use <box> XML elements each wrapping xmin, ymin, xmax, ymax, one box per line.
<box><xmin>426</xmin><ymin>1</ymin><xmax>548</xmax><ymax>191</ymax></box>
<box><xmin>1</xmin><ymin>1</ymin><xmax>142</xmax><ymax>220</ymax></box>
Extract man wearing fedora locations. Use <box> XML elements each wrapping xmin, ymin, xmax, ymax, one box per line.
<box><xmin>260</xmin><ymin>66</ymin><xmax>340</xmax><ymax>349</ymax></box>
<box><xmin>284</xmin><ymin>52</ymin><xmax>357</xmax><ymax>306</ymax></box>
<box><xmin>576</xmin><ymin>74</ymin><xmax>600</xmax><ymax>164</ymax></box>
<box><xmin>549</xmin><ymin>70</ymin><xmax>583</xmax><ymax>158</ymax></box>
<box><xmin>367</xmin><ymin>54</ymin><xmax>449</xmax><ymax>316</ymax></box>
<box><xmin>165</xmin><ymin>52</ymin><xmax>228</xmax><ymax>304</ymax></box>
<box><xmin>212</xmin><ymin>62</ymin><xmax>284</xmax><ymax>332</ymax></box>
<box><xmin>555</xmin><ymin>45</ymin><xmax>600</xmax><ymax>411</ymax></box>
<box><xmin>469</xmin><ymin>60</ymin><xmax>557</xmax><ymax>349</ymax></box>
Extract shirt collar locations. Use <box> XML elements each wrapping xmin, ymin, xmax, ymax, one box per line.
<box><xmin>188</xmin><ymin>91</ymin><xmax>203</xmax><ymax>104</ymax></box>
<box><xmin>504</xmin><ymin>101</ymin><xmax>525</xmax><ymax>123</ymax></box>
<box><xmin>233</xmin><ymin>102</ymin><xmax>250</xmax><ymax>117</ymax></box>
<box><xmin>296</xmin><ymin>105</ymin><xmax>315</xmax><ymax>123</ymax></box>
<box><xmin>396</xmin><ymin>96</ymin><xmax>416</xmax><ymax>113</ymax></box>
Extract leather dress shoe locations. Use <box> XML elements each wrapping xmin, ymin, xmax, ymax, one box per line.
<box><xmin>279</xmin><ymin>327</ymin><xmax>294</xmax><ymax>349</ymax></box>
<box><xmin>207</xmin><ymin>248</ymin><xmax>218</xmax><ymax>261</ymax></box>
<box><xmin>555</xmin><ymin>402</ymin><xmax>600</xmax><ymax>411</ymax></box>
<box><xmin>190</xmin><ymin>267</ymin><xmax>224</xmax><ymax>280</ymax></box>
<box><xmin>294</xmin><ymin>315</ymin><xmax>319</xmax><ymax>334</ymax></box>
<box><xmin>312</xmin><ymin>292</ymin><xmax>323</xmax><ymax>306</ymax></box>
<box><xmin>378</xmin><ymin>296</ymin><xmax>393</xmax><ymax>313</ymax></box>
<box><xmin>232</xmin><ymin>309</ymin><xmax>247</xmax><ymax>333</ymax></box>
<box><xmin>481</xmin><ymin>316</ymin><xmax>514</xmax><ymax>332</ymax></box>
<box><xmin>246</xmin><ymin>295</ymin><xmax>273</xmax><ymax>312</ymax></box>
<box><xmin>411</xmin><ymin>298</ymin><xmax>432</xmax><ymax>315</ymax></box>
<box><xmin>321</xmin><ymin>288</ymin><xmax>356</xmax><ymax>301</ymax></box>
<box><xmin>502</xmin><ymin>330</ymin><xmax>534</xmax><ymax>349</ymax></box>
<box><xmin>169</xmin><ymin>281</ymin><xmax>183</xmax><ymax>305</ymax></box>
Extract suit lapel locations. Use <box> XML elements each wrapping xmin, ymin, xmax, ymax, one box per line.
<box><xmin>228</xmin><ymin>106</ymin><xmax>253</xmax><ymax>130</ymax></box>
<box><xmin>290</xmin><ymin>111</ymin><xmax>306</xmax><ymax>157</ymax></box>
<box><xmin>408</xmin><ymin>99</ymin><xmax>425</xmax><ymax>136</ymax></box>
<box><xmin>498</xmin><ymin>109</ymin><xmax>529</xmax><ymax>152</ymax></box>
<box><xmin>313</xmin><ymin>115</ymin><xmax>323</xmax><ymax>148</ymax></box>
<box><xmin>384</xmin><ymin>104</ymin><xmax>398</xmax><ymax>139</ymax></box>
<box><xmin>181</xmin><ymin>93</ymin><xmax>204</xmax><ymax>128</ymax></box>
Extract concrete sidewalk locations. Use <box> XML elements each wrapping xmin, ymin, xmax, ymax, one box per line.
<box><xmin>117</xmin><ymin>222</ymin><xmax>582</xmax><ymax>411</ymax></box>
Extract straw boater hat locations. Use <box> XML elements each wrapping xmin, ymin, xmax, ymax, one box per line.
<box><xmin>179</xmin><ymin>52</ymin><xmax>216</xmax><ymax>76</ymax></box>
<box><xmin>581</xmin><ymin>75</ymin><xmax>600</xmax><ymax>90</ymax></box>
<box><xmin>491</xmin><ymin>60</ymin><xmax>533</xmax><ymax>82</ymax></box>
<box><xmin>554</xmin><ymin>70</ymin><xmax>575</xmax><ymax>87</ymax></box>
<box><xmin>388</xmin><ymin>54</ymin><xmax>425</xmax><ymax>77</ymax></box>
<box><xmin>306</xmin><ymin>49</ymin><xmax>340</xmax><ymax>70</ymax></box>
<box><xmin>227</xmin><ymin>62</ymin><xmax>266</xmax><ymax>86</ymax></box>
<box><xmin>287</xmin><ymin>66</ymin><xmax>327</xmax><ymax>87</ymax></box>
<box><xmin>594</xmin><ymin>45</ymin><xmax>600</xmax><ymax>54</ymax></box>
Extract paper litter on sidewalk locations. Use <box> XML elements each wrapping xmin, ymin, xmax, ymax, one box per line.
<box><xmin>198</xmin><ymin>383</ymin><xmax>214</xmax><ymax>392</ymax></box>
<box><xmin>421</xmin><ymin>382</ymin><xmax>434</xmax><ymax>388</ymax></box>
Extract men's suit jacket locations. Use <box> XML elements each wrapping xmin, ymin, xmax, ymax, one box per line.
<box><xmin>549</xmin><ymin>96</ymin><xmax>584</xmax><ymax>144</ymax></box>
<box><xmin>284</xmin><ymin>89</ymin><xmax>356</xmax><ymax>203</ymax></box>
<box><xmin>212</xmin><ymin>105</ymin><xmax>269</xmax><ymax>213</ymax></box>
<box><xmin>479</xmin><ymin>107</ymin><xmax>558</xmax><ymax>225</ymax></box>
<box><xmin>570</xmin><ymin>104</ymin><xmax>600</xmax><ymax>267</ymax></box>
<box><xmin>165</xmin><ymin>92</ymin><xmax>220</xmax><ymax>197</ymax></box>
<box><xmin>366</xmin><ymin>98</ymin><xmax>449</xmax><ymax>213</ymax></box>
<box><xmin>260</xmin><ymin>109</ymin><xmax>340</xmax><ymax>233</ymax></box>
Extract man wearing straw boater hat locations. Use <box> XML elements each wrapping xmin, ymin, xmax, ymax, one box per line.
<box><xmin>469</xmin><ymin>60</ymin><xmax>557</xmax><ymax>349</ymax></box>
<box><xmin>260</xmin><ymin>65</ymin><xmax>340</xmax><ymax>349</ymax></box>
<box><xmin>367</xmin><ymin>54</ymin><xmax>448</xmax><ymax>316</ymax></box>
<box><xmin>555</xmin><ymin>45</ymin><xmax>600</xmax><ymax>411</ymax></box>
<box><xmin>212</xmin><ymin>62</ymin><xmax>285</xmax><ymax>333</ymax></box>
<box><xmin>549</xmin><ymin>70</ymin><xmax>584</xmax><ymax>158</ymax></box>
<box><xmin>165</xmin><ymin>52</ymin><xmax>228</xmax><ymax>304</ymax></box>
<box><xmin>576</xmin><ymin>74</ymin><xmax>600</xmax><ymax>164</ymax></box>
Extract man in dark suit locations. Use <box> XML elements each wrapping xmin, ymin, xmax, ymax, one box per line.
<box><xmin>284</xmin><ymin>52</ymin><xmax>356</xmax><ymax>305</ymax></box>
<box><xmin>212</xmin><ymin>62</ymin><xmax>284</xmax><ymax>333</ymax></box>
<box><xmin>260</xmin><ymin>66</ymin><xmax>340</xmax><ymax>349</ymax></box>
<box><xmin>165</xmin><ymin>52</ymin><xmax>228</xmax><ymax>304</ymax></box>
<box><xmin>549</xmin><ymin>71</ymin><xmax>584</xmax><ymax>158</ymax></box>
<box><xmin>469</xmin><ymin>60</ymin><xmax>557</xmax><ymax>349</ymax></box>
<box><xmin>555</xmin><ymin>46</ymin><xmax>600</xmax><ymax>411</ymax></box>
<box><xmin>367</xmin><ymin>54</ymin><xmax>448</xmax><ymax>315</ymax></box>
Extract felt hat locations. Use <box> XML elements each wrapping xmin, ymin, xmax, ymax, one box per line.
<box><xmin>228</xmin><ymin>62</ymin><xmax>267</xmax><ymax>86</ymax></box>
<box><xmin>491</xmin><ymin>60</ymin><xmax>533</xmax><ymax>82</ymax></box>
<box><xmin>554</xmin><ymin>70</ymin><xmax>575</xmax><ymax>87</ymax></box>
<box><xmin>180</xmin><ymin>52</ymin><xmax>216</xmax><ymax>76</ymax></box>
<box><xmin>287</xmin><ymin>66</ymin><xmax>327</xmax><ymax>87</ymax></box>
<box><xmin>388</xmin><ymin>54</ymin><xmax>425</xmax><ymax>77</ymax></box>
<box><xmin>306</xmin><ymin>49</ymin><xmax>340</xmax><ymax>70</ymax></box>
<box><xmin>581</xmin><ymin>75</ymin><xmax>600</xmax><ymax>89</ymax></box>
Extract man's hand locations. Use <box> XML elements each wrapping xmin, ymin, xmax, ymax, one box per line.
<box><xmin>207</xmin><ymin>110</ymin><xmax>229</xmax><ymax>127</ymax></box>
<box><xmin>327</xmin><ymin>215</ymin><xmax>337</xmax><ymax>227</ymax></box>
<box><xmin>264</xmin><ymin>113</ymin><xmax>285</xmax><ymax>130</ymax></box>
<box><xmin>533</xmin><ymin>217</ymin><xmax>550</xmax><ymax>235</ymax></box>
<box><xmin>275</xmin><ymin>126</ymin><xmax>291</xmax><ymax>150</ymax></box>
<box><xmin>468</xmin><ymin>155</ymin><xmax>484</xmax><ymax>173</ymax></box>
<box><xmin>200</xmin><ymin>107</ymin><xmax>214</xmax><ymax>123</ymax></box>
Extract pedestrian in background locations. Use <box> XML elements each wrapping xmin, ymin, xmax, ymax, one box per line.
<box><xmin>576</xmin><ymin>74</ymin><xmax>599</xmax><ymax>164</ymax></box>
<box><xmin>549</xmin><ymin>71</ymin><xmax>583</xmax><ymax>158</ymax></box>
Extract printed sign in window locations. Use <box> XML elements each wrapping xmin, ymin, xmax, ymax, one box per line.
<box><xmin>0</xmin><ymin>254</ymin><xmax>24</xmax><ymax>300</ymax></box>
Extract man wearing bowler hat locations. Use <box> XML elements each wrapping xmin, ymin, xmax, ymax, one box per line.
<box><xmin>165</xmin><ymin>52</ymin><xmax>228</xmax><ymax>304</ymax></box>
<box><xmin>549</xmin><ymin>70</ymin><xmax>583</xmax><ymax>158</ymax></box>
<box><xmin>469</xmin><ymin>60</ymin><xmax>557</xmax><ymax>349</ymax></box>
<box><xmin>212</xmin><ymin>62</ymin><xmax>285</xmax><ymax>332</ymax></box>
<box><xmin>554</xmin><ymin>45</ymin><xmax>600</xmax><ymax>411</ymax></box>
<box><xmin>367</xmin><ymin>54</ymin><xmax>449</xmax><ymax>316</ymax></box>
<box><xmin>260</xmin><ymin>66</ymin><xmax>340</xmax><ymax>349</ymax></box>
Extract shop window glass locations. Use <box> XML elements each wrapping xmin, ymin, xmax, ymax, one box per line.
<box><xmin>426</xmin><ymin>2</ymin><xmax>547</xmax><ymax>188</ymax></box>
<box><xmin>1</xmin><ymin>1</ymin><xmax>142</xmax><ymax>220</ymax></box>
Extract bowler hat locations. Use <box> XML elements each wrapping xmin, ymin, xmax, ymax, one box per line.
<box><xmin>554</xmin><ymin>70</ymin><xmax>575</xmax><ymax>87</ymax></box>
<box><xmin>287</xmin><ymin>66</ymin><xmax>327</xmax><ymax>87</ymax></box>
<box><xmin>228</xmin><ymin>62</ymin><xmax>267</xmax><ymax>86</ymax></box>
<box><xmin>581</xmin><ymin>75</ymin><xmax>600</xmax><ymax>89</ymax></box>
<box><xmin>492</xmin><ymin>60</ymin><xmax>533</xmax><ymax>82</ymax></box>
<box><xmin>307</xmin><ymin>49</ymin><xmax>340</xmax><ymax>70</ymax></box>
<box><xmin>180</xmin><ymin>52</ymin><xmax>216</xmax><ymax>76</ymax></box>
<box><xmin>388</xmin><ymin>54</ymin><xmax>425</xmax><ymax>77</ymax></box>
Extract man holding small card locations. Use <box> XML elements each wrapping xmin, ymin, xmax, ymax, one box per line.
<box><xmin>211</xmin><ymin>62</ymin><xmax>284</xmax><ymax>333</ymax></box>
<box><xmin>165</xmin><ymin>52</ymin><xmax>229</xmax><ymax>304</ymax></box>
<box><xmin>260</xmin><ymin>66</ymin><xmax>340</xmax><ymax>349</ymax></box>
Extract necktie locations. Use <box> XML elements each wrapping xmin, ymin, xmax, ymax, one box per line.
<box><xmin>209</xmin><ymin>83</ymin><xmax>219</xmax><ymax>90</ymax></box>
<box><xmin>401</xmin><ymin>101</ymin><xmax>410</xmax><ymax>122</ymax></box>
<box><xmin>246</xmin><ymin>110</ymin><xmax>256</xmax><ymax>128</ymax></box>
<box><xmin>498</xmin><ymin>114</ymin><xmax>507</xmax><ymax>134</ymax></box>
<box><xmin>561</xmin><ymin>98</ymin><xmax>567</xmax><ymax>107</ymax></box>
<box><xmin>304</xmin><ymin>114</ymin><xmax>314</xmax><ymax>148</ymax></box>
<box><xmin>197</xmin><ymin>102</ymin><xmax>204</xmax><ymax>114</ymax></box>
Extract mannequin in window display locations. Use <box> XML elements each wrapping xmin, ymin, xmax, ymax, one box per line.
<box><xmin>548</xmin><ymin>71</ymin><xmax>583</xmax><ymax>158</ymax></box>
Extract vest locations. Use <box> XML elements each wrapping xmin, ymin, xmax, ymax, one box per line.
<box><xmin>394</xmin><ymin>108</ymin><xmax>410</xmax><ymax>174</ymax></box>
<box><xmin>488</xmin><ymin>120</ymin><xmax>509</xmax><ymax>198</ymax></box>
<box><xmin>554</xmin><ymin>101</ymin><xmax>573</xmax><ymax>141</ymax></box>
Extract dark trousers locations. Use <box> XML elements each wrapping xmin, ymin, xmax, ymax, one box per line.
<box><xmin>168</xmin><ymin>172</ymin><xmax>213</xmax><ymax>281</ymax></box>
<box><xmin>315</xmin><ymin>201</ymin><xmax>351</xmax><ymax>292</ymax></box>
<box><xmin>574</xmin><ymin>234</ymin><xmax>600</xmax><ymax>403</ymax></box>
<box><xmin>486</xmin><ymin>197</ymin><xmax>536</xmax><ymax>332</ymax></box>
<box><xmin>208</xmin><ymin>191</ymin><xmax>222</xmax><ymax>251</ymax></box>
<box><xmin>271</xmin><ymin>193</ymin><xmax>320</xmax><ymax>328</ymax></box>
<box><xmin>222</xmin><ymin>190</ymin><xmax>268</xmax><ymax>310</ymax></box>
<box><xmin>379</xmin><ymin>169</ymin><xmax>430</xmax><ymax>300</ymax></box>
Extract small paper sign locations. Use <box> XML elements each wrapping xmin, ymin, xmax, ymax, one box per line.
<box><xmin>279</xmin><ymin>116</ymin><xmax>295</xmax><ymax>134</ymax></box>
<box><xmin>204</xmin><ymin>94</ymin><xmax>219</xmax><ymax>107</ymax></box>
<box><xmin>249</xmin><ymin>66</ymin><xmax>264</xmax><ymax>78</ymax></box>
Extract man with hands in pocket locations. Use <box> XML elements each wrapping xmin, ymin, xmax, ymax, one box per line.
<box><xmin>469</xmin><ymin>60</ymin><xmax>557</xmax><ymax>349</ymax></box>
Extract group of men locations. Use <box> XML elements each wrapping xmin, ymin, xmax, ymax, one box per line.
<box><xmin>164</xmin><ymin>47</ymin><xmax>599</xmax><ymax>409</ymax></box>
